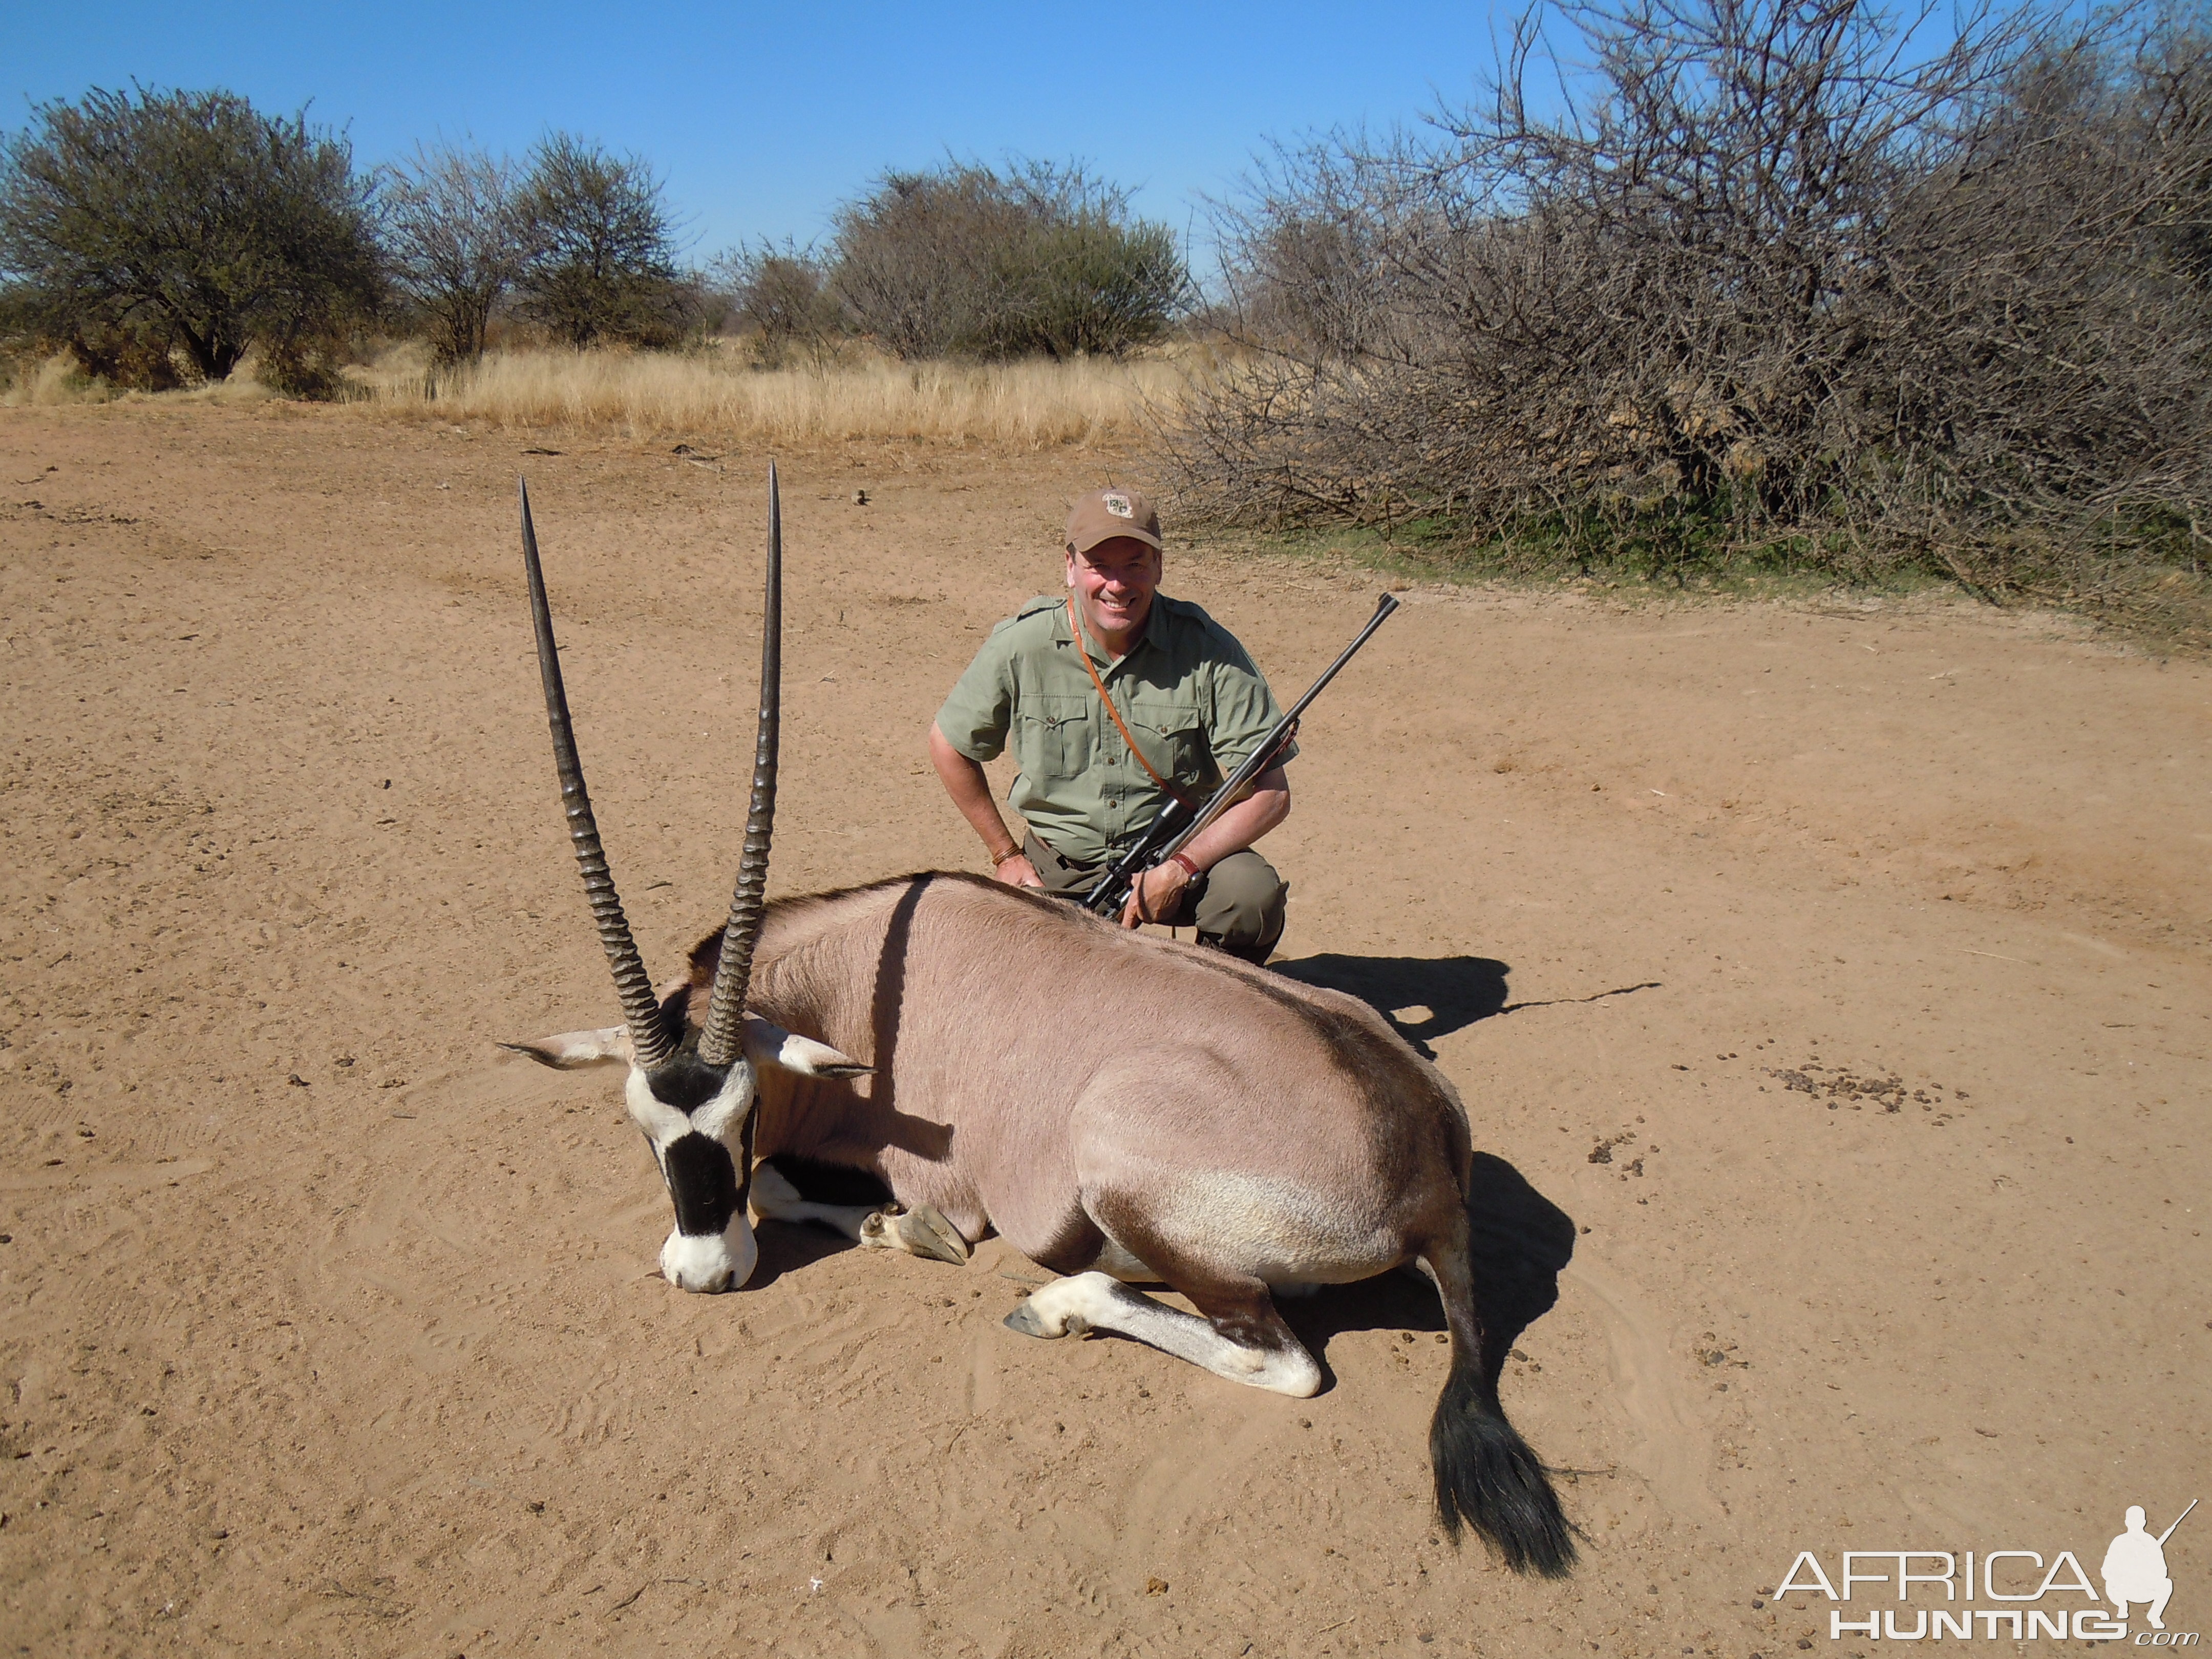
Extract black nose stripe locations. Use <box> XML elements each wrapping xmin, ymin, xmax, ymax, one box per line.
<box><xmin>663</xmin><ymin>1133</ymin><xmax>739</xmax><ymax>1237</ymax></box>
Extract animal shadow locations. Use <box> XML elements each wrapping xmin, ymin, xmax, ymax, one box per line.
<box><xmin>1282</xmin><ymin>1153</ymin><xmax>1577</xmax><ymax>1392</ymax></box>
<box><xmin>746</xmin><ymin>1219</ymin><xmax>855</xmax><ymax>1290</ymax></box>
<box><xmin>1271</xmin><ymin>953</ymin><xmax>1511</xmax><ymax>1057</ymax></box>
<box><xmin>742</xmin><ymin>1155</ymin><xmax>895</xmax><ymax>1290</ymax></box>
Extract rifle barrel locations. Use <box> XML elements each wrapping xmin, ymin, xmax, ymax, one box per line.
<box><xmin>1159</xmin><ymin>591</ymin><xmax>1398</xmax><ymax>856</ymax></box>
<box><xmin>2156</xmin><ymin>1498</ymin><xmax>2197</xmax><ymax>1546</ymax></box>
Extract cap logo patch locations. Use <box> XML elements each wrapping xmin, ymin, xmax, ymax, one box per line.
<box><xmin>1103</xmin><ymin>493</ymin><xmax>1132</xmax><ymax>518</ymax></box>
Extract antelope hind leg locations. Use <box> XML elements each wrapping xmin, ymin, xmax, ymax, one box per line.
<box><xmin>1004</xmin><ymin>1271</ymin><xmax>1322</xmax><ymax>1398</ymax></box>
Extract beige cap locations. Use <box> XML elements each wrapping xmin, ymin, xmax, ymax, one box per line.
<box><xmin>1065</xmin><ymin>486</ymin><xmax>1162</xmax><ymax>556</ymax></box>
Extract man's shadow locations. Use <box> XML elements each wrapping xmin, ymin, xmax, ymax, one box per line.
<box><xmin>1272</xmin><ymin>953</ymin><xmax>1511</xmax><ymax>1058</ymax></box>
<box><xmin>1273</xmin><ymin>951</ymin><xmax>1661</xmax><ymax>1058</ymax></box>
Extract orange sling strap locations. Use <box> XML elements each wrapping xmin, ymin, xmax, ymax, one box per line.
<box><xmin>1066</xmin><ymin>595</ymin><xmax>1200</xmax><ymax>811</ymax></box>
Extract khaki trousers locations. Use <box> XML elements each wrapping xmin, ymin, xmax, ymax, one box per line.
<box><xmin>1023</xmin><ymin>831</ymin><xmax>1288</xmax><ymax>964</ymax></box>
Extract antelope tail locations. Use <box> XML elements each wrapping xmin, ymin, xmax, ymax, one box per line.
<box><xmin>1424</xmin><ymin>1217</ymin><xmax>1577</xmax><ymax>1577</ymax></box>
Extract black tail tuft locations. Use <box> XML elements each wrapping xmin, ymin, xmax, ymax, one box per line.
<box><xmin>1431</xmin><ymin>1356</ymin><xmax>1577</xmax><ymax>1578</ymax></box>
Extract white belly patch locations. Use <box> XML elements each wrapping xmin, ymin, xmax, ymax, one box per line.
<box><xmin>1130</xmin><ymin>1170</ymin><xmax>1397</xmax><ymax>1285</ymax></box>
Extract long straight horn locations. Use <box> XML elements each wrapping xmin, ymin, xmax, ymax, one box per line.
<box><xmin>519</xmin><ymin>477</ymin><xmax>675</xmax><ymax>1072</ymax></box>
<box><xmin>698</xmin><ymin>462</ymin><xmax>782</xmax><ymax>1068</ymax></box>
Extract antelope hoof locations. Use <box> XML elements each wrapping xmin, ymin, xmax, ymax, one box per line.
<box><xmin>1003</xmin><ymin>1293</ymin><xmax>1090</xmax><ymax>1341</ymax></box>
<box><xmin>858</xmin><ymin>1204</ymin><xmax>969</xmax><ymax>1265</ymax></box>
<box><xmin>897</xmin><ymin>1203</ymin><xmax>970</xmax><ymax>1265</ymax></box>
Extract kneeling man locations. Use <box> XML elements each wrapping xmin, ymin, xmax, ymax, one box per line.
<box><xmin>929</xmin><ymin>485</ymin><xmax>1292</xmax><ymax>962</ymax></box>
<box><xmin>2102</xmin><ymin>1506</ymin><xmax>2175</xmax><ymax>1630</ymax></box>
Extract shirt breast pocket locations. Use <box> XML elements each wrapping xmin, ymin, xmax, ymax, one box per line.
<box><xmin>1015</xmin><ymin>701</ymin><xmax>1093</xmax><ymax>780</ymax></box>
<box><xmin>1130</xmin><ymin>706</ymin><xmax>1207</xmax><ymax>790</ymax></box>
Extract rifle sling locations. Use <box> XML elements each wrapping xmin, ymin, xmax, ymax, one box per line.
<box><xmin>1066</xmin><ymin>595</ymin><xmax>1199</xmax><ymax>812</ymax></box>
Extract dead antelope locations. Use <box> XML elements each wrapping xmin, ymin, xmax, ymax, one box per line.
<box><xmin>504</xmin><ymin>470</ymin><xmax>1577</xmax><ymax>1576</ymax></box>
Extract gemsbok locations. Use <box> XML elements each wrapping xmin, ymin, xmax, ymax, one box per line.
<box><xmin>504</xmin><ymin>469</ymin><xmax>1577</xmax><ymax>1576</ymax></box>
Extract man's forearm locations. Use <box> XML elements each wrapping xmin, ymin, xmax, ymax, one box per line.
<box><xmin>1180</xmin><ymin>765</ymin><xmax>1290</xmax><ymax>870</ymax></box>
<box><xmin>928</xmin><ymin>722</ymin><xmax>1020</xmax><ymax>861</ymax></box>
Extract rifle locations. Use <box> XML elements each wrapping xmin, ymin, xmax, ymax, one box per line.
<box><xmin>1083</xmin><ymin>592</ymin><xmax>1401</xmax><ymax>919</ymax></box>
<box><xmin>2157</xmin><ymin>1499</ymin><xmax>2197</xmax><ymax>1546</ymax></box>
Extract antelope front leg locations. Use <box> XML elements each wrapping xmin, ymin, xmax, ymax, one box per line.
<box><xmin>749</xmin><ymin>1164</ymin><xmax>970</xmax><ymax>1264</ymax></box>
<box><xmin>858</xmin><ymin>1203</ymin><xmax>971</xmax><ymax>1265</ymax></box>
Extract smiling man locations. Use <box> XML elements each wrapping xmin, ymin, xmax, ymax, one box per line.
<box><xmin>928</xmin><ymin>485</ymin><xmax>1294</xmax><ymax>962</ymax></box>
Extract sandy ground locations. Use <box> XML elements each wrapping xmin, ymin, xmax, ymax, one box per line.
<box><xmin>1</xmin><ymin>403</ymin><xmax>2206</xmax><ymax>1659</ymax></box>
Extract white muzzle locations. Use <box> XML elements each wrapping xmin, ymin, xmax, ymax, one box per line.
<box><xmin>660</xmin><ymin>1217</ymin><xmax>758</xmax><ymax>1294</ymax></box>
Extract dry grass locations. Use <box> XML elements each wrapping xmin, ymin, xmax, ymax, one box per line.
<box><xmin>4</xmin><ymin>340</ymin><xmax>1193</xmax><ymax>448</ymax></box>
<box><xmin>2</xmin><ymin>353</ymin><xmax>95</xmax><ymax>405</ymax></box>
<box><xmin>346</xmin><ymin>342</ymin><xmax>1185</xmax><ymax>448</ymax></box>
<box><xmin>1</xmin><ymin>352</ymin><xmax>281</xmax><ymax>409</ymax></box>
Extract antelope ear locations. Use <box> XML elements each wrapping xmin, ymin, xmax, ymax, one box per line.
<box><xmin>500</xmin><ymin>1027</ymin><xmax>634</xmax><ymax>1070</ymax></box>
<box><xmin>741</xmin><ymin>1015</ymin><xmax>872</xmax><ymax>1079</ymax></box>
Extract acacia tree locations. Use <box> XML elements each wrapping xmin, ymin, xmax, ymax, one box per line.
<box><xmin>711</xmin><ymin>239</ymin><xmax>841</xmax><ymax>366</ymax></box>
<box><xmin>0</xmin><ymin>86</ymin><xmax>381</xmax><ymax>389</ymax></box>
<box><xmin>1014</xmin><ymin>213</ymin><xmax>1186</xmax><ymax>358</ymax></box>
<box><xmin>828</xmin><ymin>160</ymin><xmax>1186</xmax><ymax>358</ymax></box>
<box><xmin>514</xmin><ymin>133</ymin><xmax>691</xmax><ymax>348</ymax></box>
<box><xmin>827</xmin><ymin>164</ymin><xmax>1034</xmax><ymax>357</ymax></box>
<box><xmin>380</xmin><ymin>141</ymin><xmax>531</xmax><ymax>365</ymax></box>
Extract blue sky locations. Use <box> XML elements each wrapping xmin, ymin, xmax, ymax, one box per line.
<box><xmin>9</xmin><ymin>2</ymin><xmax>1519</xmax><ymax>268</ymax></box>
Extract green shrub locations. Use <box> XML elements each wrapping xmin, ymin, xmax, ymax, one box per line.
<box><xmin>828</xmin><ymin>160</ymin><xmax>1186</xmax><ymax>359</ymax></box>
<box><xmin>0</xmin><ymin>86</ymin><xmax>382</xmax><ymax>391</ymax></box>
<box><xmin>514</xmin><ymin>133</ymin><xmax>694</xmax><ymax>349</ymax></box>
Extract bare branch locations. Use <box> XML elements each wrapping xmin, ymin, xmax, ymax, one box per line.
<box><xmin>1166</xmin><ymin>0</ymin><xmax>2211</xmax><ymax>633</ymax></box>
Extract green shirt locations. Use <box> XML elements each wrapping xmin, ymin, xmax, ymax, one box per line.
<box><xmin>937</xmin><ymin>592</ymin><xmax>1295</xmax><ymax>867</ymax></box>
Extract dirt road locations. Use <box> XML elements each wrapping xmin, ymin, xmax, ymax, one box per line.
<box><xmin>3</xmin><ymin>403</ymin><xmax>2206</xmax><ymax>1656</ymax></box>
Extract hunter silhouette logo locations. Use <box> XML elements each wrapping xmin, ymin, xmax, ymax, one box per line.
<box><xmin>1774</xmin><ymin>1498</ymin><xmax>2197</xmax><ymax>1642</ymax></box>
<box><xmin>2107</xmin><ymin>1502</ymin><xmax>2194</xmax><ymax>1632</ymax></box>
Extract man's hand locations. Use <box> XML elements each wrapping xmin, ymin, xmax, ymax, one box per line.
<box><xmin>1112</xmin><ymin>763</ymin><xmax>1291</xmax><ymax>929</ymax></box>
<box><xmin>1119</xmin><ymin>858</ymin><xmax>1192</xmax><ymax>928</ymax></box>
<box><xmin>995</xmin><ymin>854</ymin><xmax>1044</xmax><ymax>889</ymax></box>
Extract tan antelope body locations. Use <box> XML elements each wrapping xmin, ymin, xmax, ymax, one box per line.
<box><xmin>505</xmin><ymin>471</ymin><xmax>1576</xmax><ymax>1576</ymax></box>
<box><xmin>701</xmin><ymin>874</ymin><xmax>1466</xmax><ymax>1310</ymax></box>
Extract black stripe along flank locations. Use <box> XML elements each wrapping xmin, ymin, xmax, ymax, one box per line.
<box><xmin>662</xmin><ymin>1134</ymin><xmax>740</xmax><ymax>1237</ymax></box>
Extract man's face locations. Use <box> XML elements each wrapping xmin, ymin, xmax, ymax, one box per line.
<box><xmin>1065</xmin><ymin>535</ymin><xmax>1162</xmax><ymax>641</ymax></box>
